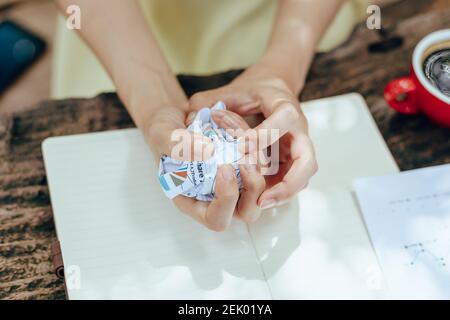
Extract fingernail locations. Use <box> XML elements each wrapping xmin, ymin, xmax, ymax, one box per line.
<box><xmin>259</xmin><ymin>199</ymin><xmax>277</xmax><ymax>210</ymax></box>
<box><xmin>225</xmin><ymin>115</ymin><xmax>242</xmax><ymax>129</ymax></box>
<box><xmin>212</xmin><ymin>110</ymin><xmax>226</xmax><ymax>118</ymax></box>
<box><xmin>221</xmin><ymin>165</ymin><xmax>235</xmax><ymax>182</ymax></box>
<box><xmin>187</xmin><ymin>111</ymin><xmax>197</xmax><ymax>124</ymax></box>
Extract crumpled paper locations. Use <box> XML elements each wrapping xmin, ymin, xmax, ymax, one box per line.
<box><xmin>158</xmin><ymin>102</ymin><xmax>243</xmax><ymax>201</ymax></box>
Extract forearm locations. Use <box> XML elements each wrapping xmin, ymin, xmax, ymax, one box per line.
<box><xmin>55</xmin><ymin>0</ymin><xmax>187</xmax><ymax>130</ymax></box>
<box><xmin>260</xmin><ymin>0</ymin><xmax>344</xmax><ymax>94</ymax></box>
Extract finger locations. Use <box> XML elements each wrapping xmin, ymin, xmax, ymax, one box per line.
<box><xmin>146</xmin><ymin>107</ymin><xmax>215</xmax><ymax>161</ymax></box>
<box><xmin>189</xmin><ymin>88</ymin><xmax>234</xmax><ymax>111</ymax></box>
<box><xmin>237</xmin><ymin>162</ymin><xmax>266</xmax><ymax>223</ymax></box>
<box><xmin>248</xmin><ymin>101</ymin><xmax>303</xmax><ymax>153</ymax></box>
<box><xmin>173</xmin><ymin>196</ymin><xmax>206</xmax><ymax>222</ymax></box>
<box><xmin>189</xmin><ymin>89</ymin><xmax>259</xmax><ymax>114</ymax></box>
<box><xmin>186</xmin><ymin>104</ymin><xmax>256</xmax><ymax>128</ymax></box>
<box><xmin>205</xmin><ymin>165</ymin><xmax>240</xmax><ymax>231</ymax></box>
<box><xmin>212</xmin><ymin>109</ymin><xmax>251</xmax><ymax>130</ymax></box>
<box><xmin>185</xmin><ymin>111</ymin><xmax>197</xmax><ymax>126</ymax></box>
<box><xmin>185</xmin><ymin>110</ymin><xmax>252</xmax><ymax>160</ymax></box>
<box><xmin>258</xmin><ymin>134</ymin><xmax>318</xmax><ymax>209</ymax></box>
<box><xmin>186</xmin><ymin>109</ymin><xmax>258</xmax><ymax>167</ymax></box>
<box><xmin>175</xmin><ymin>165</ymin><xmax>239</xmax><ymax>232</ymax></box>
<box><xmin>160</xmin><ymin>129</ymin><xmax>215</xmax><ymax>162</ymax></box>
<box><xmin>211</xmin><ymin>110</ymin><xmax>259</xmax><ymax>162</ymax></box>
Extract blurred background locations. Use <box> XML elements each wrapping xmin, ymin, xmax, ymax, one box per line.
<box><xmin>0</xmin><ymin>0</ymin><xmax>448</xmax><ymax>117</ymax></box>
<box><xmin>0</xmin><ymin>0</ymin><xmax>55</xmax><ymax>116</ymax></box>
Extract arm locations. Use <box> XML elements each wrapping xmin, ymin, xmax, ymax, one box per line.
<box><xmin>261</xmin><ymin>0</ymin><xmax>344</xmax><ymax>94</ymax></box>
<box><xmin>55</xmin><ymin>0</ymin><xmax>239</xmax><ymax>232</ymax></box>
<box><xmin>55</xmin><ymin>0</ymin><xmax>186</xmax><ymax>152</ymax></box>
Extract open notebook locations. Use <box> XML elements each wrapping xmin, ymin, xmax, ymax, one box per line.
<box><xmin>42</xmin><ymin>93</ymin><xmax>399</xmax><ymax>299</ymax></box>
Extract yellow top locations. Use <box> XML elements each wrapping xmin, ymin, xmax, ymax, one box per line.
<box><xmin>52</xmin><ymin>0</ymin><xmax>368</xmax><ymax>98</ymax></box>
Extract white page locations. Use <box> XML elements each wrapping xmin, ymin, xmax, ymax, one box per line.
<box><xmin>249</xmin><ymin>93</ymin><xmax>399</xmax><ymax>299</ymax></box>
<box><xmin>43</xmin><ymin>130</ymin><xmax>270</xmax><ymax>300</ymax></box>
<box><xmin>43</xmin><ymin>93</ymin><xmax>399</xmax><ymax>300</ymax></box>
<box><xmin>353</xmin><ymin>164</ymin><xmax>450</xmax><ymax>299</ymax></box>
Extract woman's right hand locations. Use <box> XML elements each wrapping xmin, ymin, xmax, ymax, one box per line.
<box><xmin>144</xmin><ymin>105</ymin><xmax>241</xmax><ymax>232</ymax></box>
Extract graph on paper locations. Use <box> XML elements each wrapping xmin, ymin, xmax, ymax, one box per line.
<box><xmin>353</xmin><ymin>164</ymin><xmax>450</xmax><ymax>299</ymax></box>
<box><xmin>404</xmin><ymin>236</ymin><xmax>448</xmax><ymax>269</ymax></box>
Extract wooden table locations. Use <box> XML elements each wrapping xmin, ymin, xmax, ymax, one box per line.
<box><xmin>1</xmin><ymin>0</ymin><xmax>449</xmax><ymax>300</ymax></box>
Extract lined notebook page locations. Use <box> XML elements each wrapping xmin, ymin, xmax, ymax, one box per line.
<box><xmin>249</xmin><ymin>94</ymin><xmax>399</xmax><ymax>299</ymax></box>
<box><xmin>43</xmin><ymin>130</ymin><xmax>270</xmax><ymax>300</ymax></box>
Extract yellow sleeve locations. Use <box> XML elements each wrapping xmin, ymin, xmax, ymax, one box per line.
<box><xmin>52</xmin><ymin>0</ymin><xmax>370</xmax><ymax>99</ymax></box>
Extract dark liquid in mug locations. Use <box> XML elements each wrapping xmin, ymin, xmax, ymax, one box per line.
<box><xmin>423</xmin><ymin>49</ymin><xmax>450</xmax><ymax>97</ymax></box>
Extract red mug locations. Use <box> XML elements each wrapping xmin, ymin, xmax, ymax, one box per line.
<box><xmin>384</xmin><ymin>29</ymin><xmax>450</xmax><ymax>127</ymax></box>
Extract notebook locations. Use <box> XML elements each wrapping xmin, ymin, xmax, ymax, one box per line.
<box><xmin>42</xmin><ymin>93</ymin><xmax>399</xmax><ymax>299</ymax></box>
<box><xmin>354</xmin><ymin>164</ymin><xmax>450</xmax><ymax>299</ymax></box>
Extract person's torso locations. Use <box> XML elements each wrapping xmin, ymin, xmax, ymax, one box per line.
<box><xmin>52</xmin><ymin>0</ymin><xmax>368</xmax><ymax>98</ymax></box>
<box><xmin>139</xmin><ymin>0</ymin><xmax>277</xmax><ymax>74</ymax></box>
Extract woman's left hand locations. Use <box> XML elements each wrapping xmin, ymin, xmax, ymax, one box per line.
<box><xmin>188</xmin><ymin>64</ymin><xmax>318</xmax><ymax>221</ymax></box>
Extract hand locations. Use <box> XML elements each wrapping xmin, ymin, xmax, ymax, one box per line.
<box><xmin>144</xmin><ymin>105</ymin><xmax>241</xmax><ymax>232</ymax></box>
<box><xmin>188</xmin><ymin>64</ymin><xmax>318</xmax><ymax>215</ymax></box>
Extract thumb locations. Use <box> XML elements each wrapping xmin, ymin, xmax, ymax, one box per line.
<box><xmin>189</xmin><ymin>88</ymin><xmax>232</xmax><ymax>111</ymax></box>
<box><xmin>146</xmin><ymin>107</ymin><xmax>215</xmax><ymax>162</ymax></box>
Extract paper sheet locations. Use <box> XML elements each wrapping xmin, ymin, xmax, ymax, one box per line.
<box><xmin>250</xmin><ymin>93</ymin><xmax>398</xmax><ymax>299</ymax></box>
<box><xmin>354</xmin><ymin>164</ymin><xmax>450</xmax><ymax>299</ymax></box>
<box><xmin>43</xmin><ymin>130</ymin><xmax>270</xmax><ymax>300</ymax></box>
<box><xmin>43</xmin><ymin>93</ymin><xmax>399</xmax><ymax>299</ymax></box>
<box><xmin>158</xmin><ymin>101</ymin><xmax>243</xmax><ymax>201</ymax></box>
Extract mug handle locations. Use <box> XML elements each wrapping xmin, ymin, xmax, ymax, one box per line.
<box><xmin>384</xmin><ymin>77</ymin><xmax>419</xmax><ymax>114</ymax></box>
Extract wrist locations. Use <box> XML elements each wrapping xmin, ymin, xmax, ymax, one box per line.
<box><xmin>256</xmin><ymin>55</ymin><xmax>306</xmax><ymax>95</ymax></box>
<box><xmin>117</xmin><ymin>69</ymin><xmax>187</xmax><ymax>131</ymax></box>
<box><xmin>260</xmin><ymin>26</ymin><xmax>317</xmax><ymax>95</ymax></box>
